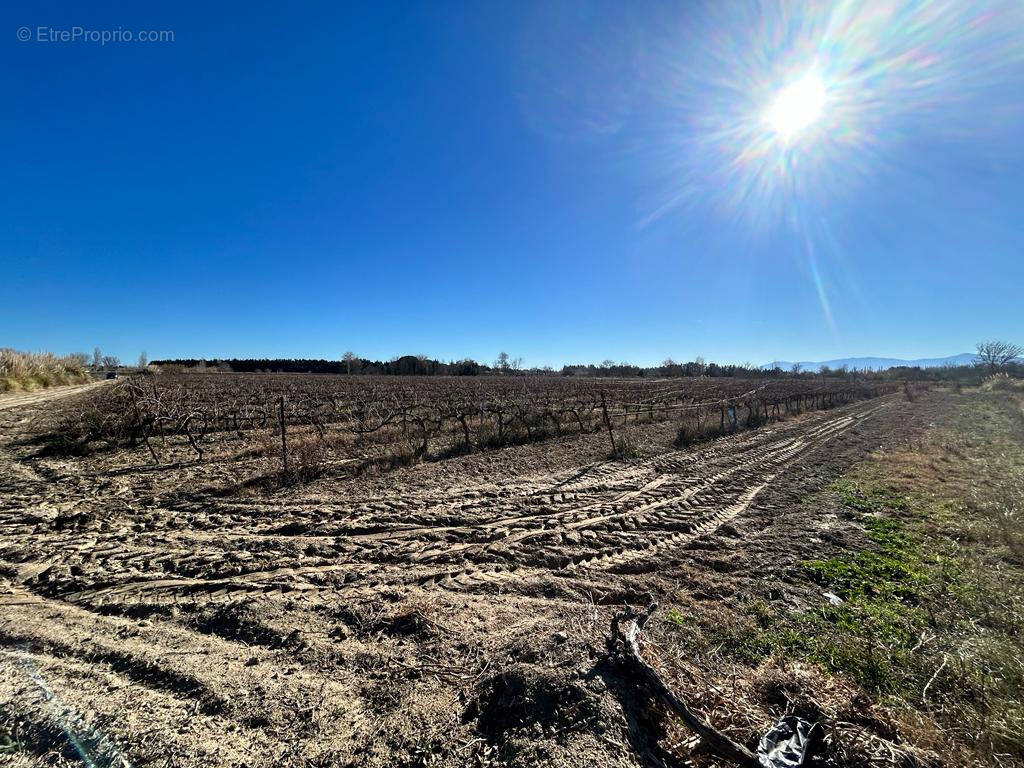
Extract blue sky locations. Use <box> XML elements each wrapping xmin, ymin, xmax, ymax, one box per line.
<box><xmin>3</xmin><ymin>1</ymin><xmax>1022</xmax><ymax>368</ymax></box>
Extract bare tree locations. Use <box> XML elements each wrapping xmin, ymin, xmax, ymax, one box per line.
<box><xmin>137</xmin><ymin>351</ymin><xmax>148</xmax><ymax>369</ymax></box>
<box><xmin>93</xmin><ymin>347</ymin><xmax>102</xmax><ymax>368</ymax></box>
<box><xmin>790</xmin><ymin>362</ymin><xmax>802</xmax><ymax>374</ymax></box>
<box><xmin>102</xmin><ymin>355</ymin><xmax>120</xmax><ymax>370</ymax></box>
<box><xmin>975</xmin><ymin>341</ymin><xmax>1022</xmax><ymax>374</ymax></box>
<box><xmin>342</xmin><ymin>351</ymin><xmax>357</xmax><ymax>375</ymax></box>
<box><xmin>495</xmin><ymin>351</ymin><xmax>510</xmax><ymax>373</ymax></box>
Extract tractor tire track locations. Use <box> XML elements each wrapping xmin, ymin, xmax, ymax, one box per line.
<box><xmin>8</xmin><ymin>399</ymin><xmax>888</xmax><ymax>611</ymax></box>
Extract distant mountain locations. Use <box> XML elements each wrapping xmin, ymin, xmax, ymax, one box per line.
<box><xmin>763</xmin><ymin>353</ymin><xmax>976</xmax><ymax>372</ymax></box>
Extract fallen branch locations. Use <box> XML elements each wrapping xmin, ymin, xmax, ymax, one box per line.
<box><xmin>611</xmin><ymin>603</ymin><xmax>759</xmax><ymax>768</ymax></box>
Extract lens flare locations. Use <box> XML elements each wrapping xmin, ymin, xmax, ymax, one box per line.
<box><xmin>631</xmin><ymin>0</ymin><xmax>1023</xmax><ymax>342</ymax></box>
<box><xmin>763</xmin><ymin>72</ymin><xmax>826</xmax><ymax>142</ymax></box>
<box><xmin>17</xmin><ymin>645</ymin><xmax>135</xmax><ymax>767</ymax></box>
<box><xmin>640</xmin><ymin>0</ymin><xmax>1024</xmax><ymax>229</ymax></box>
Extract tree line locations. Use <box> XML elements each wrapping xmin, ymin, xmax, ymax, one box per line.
<box><xmin>148</xmin><ymin>340</ymin><xmax>1022</xmax><ymax>380</ymax></box>
<box><xmin>149</xmin><ymin>354</ymin><xmax>772</xmax><ymax>377</ymax></box>
<box><xmin>150</xmin><ymin>355</ymin><xmax>487</xmax><ymax>376</ymax></box>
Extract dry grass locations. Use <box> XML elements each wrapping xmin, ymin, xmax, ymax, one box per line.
<box><xmin>649</xmin><ymin>391</ymin><xmax>1024</xmax><ymax>767</ymax></box>
<box><xmin>982</xmin><ymin>372</ymin><xmax>1024</xmax><ymax>393</ymax></box>
<box><xmin>0</xmin><ymin>348</ymin><xmax>90</xmax><ymax>392</ymax></box>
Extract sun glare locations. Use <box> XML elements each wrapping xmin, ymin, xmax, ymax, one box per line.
<box><xmin>763</xmin><ymin>72</ymin><xmax>826</xmax><ymax>142</ymax></box>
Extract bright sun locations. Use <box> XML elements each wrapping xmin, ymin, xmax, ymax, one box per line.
<box><xmin>763</xmin><ymin>72</ymin><xmax>826</xmax><ymax>142</ymax></box>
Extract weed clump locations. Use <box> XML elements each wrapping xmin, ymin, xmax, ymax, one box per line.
<box><xmin>610</xmin><ymin>431</ymin><xmax>642</xmax><ymax>459</ymax></box>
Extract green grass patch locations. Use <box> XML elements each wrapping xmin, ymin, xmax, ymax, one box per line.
<box><xmin>684</xmin><ymin>594</ymin><xmax>930</xmax><ymax>696</ymax></box>
<box><xmin>801</xmin><ymin>479</ymin><xmax>928</xmax><ymax>616</ymax></box>
<box><xmin>663</xmin><ymin>608</ymin><xmax>687</xmax><ymax>628</ymax></box>
<box><xmin>802</xmin><ymin>500</ymin><xmax>927</xmax><ymax>604</ymax></box>
<box><xmin>832</xmin><ymin>478</ymin><xmax>910</xmax><ymax>515</ymax></box>
<box><xmin>795</xmin><ymin>481</ymin><xmax>938</xmax><ymax>693</ymax></box>
<box><xmin>673</xmin><ymin>478</ymin><xmax>958</xmax><ymax>695</ymax></box>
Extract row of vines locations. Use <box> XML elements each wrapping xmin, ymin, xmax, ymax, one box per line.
<box><xmin>50</xmin><ymin>374</ymin><xmax>905</xmax><ymax>477</ymax></box>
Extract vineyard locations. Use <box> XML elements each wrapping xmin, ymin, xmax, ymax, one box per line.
<box><xmin>3</xmin><ymin>373</ymin><xmax>997</xmax><ymax>768</ymax></box>
<box><xmin>51</xmin><ymin>373</ymin><xmax>903</xmax><ymax>480</ymax></box>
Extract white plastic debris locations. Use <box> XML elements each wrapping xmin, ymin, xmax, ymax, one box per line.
<box><xmin>757</xmin><ymin>716</ymin><xmax>821</xmax><ymax>767</ymax></box>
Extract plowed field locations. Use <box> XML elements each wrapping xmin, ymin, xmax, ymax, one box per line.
<box><xmin>0</xmin><ymin>383</ymin><xmax>943</xmax><ymax>768</ymax></box>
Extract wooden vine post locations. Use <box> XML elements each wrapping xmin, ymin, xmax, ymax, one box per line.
<box><xmin>600</xmin><ymin>390</ymin><xmax>615</xmax><ymax>453</ymax></box>
<box><xmin>278</xmin><ymin>395</ymin><xmax>288</xmax><ymax>479</ymax></box>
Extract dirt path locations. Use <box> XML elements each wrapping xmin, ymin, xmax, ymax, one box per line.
<box><xmin>0</xmin><ymin>390</ymin><xmax>942</xmax><ymax>768</ymax></box>
<box><xmin>0</xmin><ymin>380</ymin><xmax>109</xmax><ymax>412</ymax></box>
